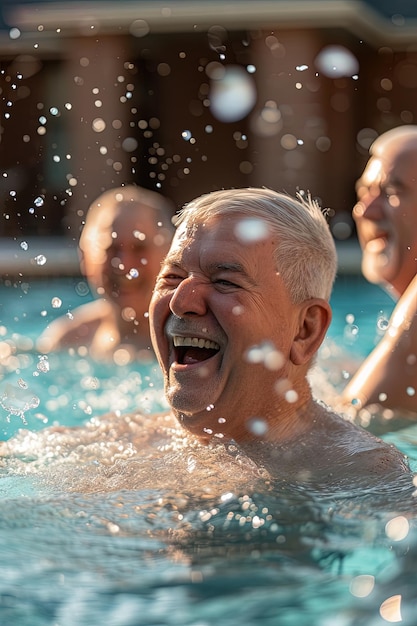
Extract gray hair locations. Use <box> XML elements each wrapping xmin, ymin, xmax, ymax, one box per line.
<box><xmin>174</xmin><ymin>187</ymin><xmax>337</xmax><ymax>303</ymax></box>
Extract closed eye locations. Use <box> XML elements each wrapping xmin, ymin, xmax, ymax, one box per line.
<box><xmin>156</xmin><ymin>272</ymin><xmax>184</xmax><ymax>288</ymax></box>
<box><xmin>214</xmin><ymin>278</ymin><xmax>241</xmax><ymax>289</ymax></box>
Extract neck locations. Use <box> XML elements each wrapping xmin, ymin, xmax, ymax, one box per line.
<box><xmin>175</xmin><ymin>383</ymin><xmax>315</xmax><ymax>446</ymax></box>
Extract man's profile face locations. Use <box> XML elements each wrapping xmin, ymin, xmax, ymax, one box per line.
<box><xmin>149</xmin><ymin>212</ymin><xmax>302</xmax><ymax>440</ymax></box>
<box><xmin>353</xmin><ymin>141</ymin><xmax>417</xmax><ymax>296</ymax></box>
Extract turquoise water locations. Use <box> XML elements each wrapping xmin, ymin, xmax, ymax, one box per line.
<box><xmin>0</xmin><ymin>274</ymin><xmax>394</xmax><ymax>437</ymax></box>
<box><xmin>1</xmin><ymin>275</ymin><xmax>417</xmax><ymax>626</ymax></box>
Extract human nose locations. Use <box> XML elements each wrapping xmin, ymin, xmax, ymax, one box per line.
<box><xmin>353</xmin><ymin>188</ymin><xmax>384</xmax><ymax>223</ymax></box>
<box><xmin>169</xmin><ymin>276</ymin><xmax>208</xmax><ymax>317</ymax></box>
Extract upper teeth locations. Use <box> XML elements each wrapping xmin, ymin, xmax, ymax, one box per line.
<box><xmin>173</xmin><ymin>336</ymin><xmax>220</xmax><ymax>350</ymax></box>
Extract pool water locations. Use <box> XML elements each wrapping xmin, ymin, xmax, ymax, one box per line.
<box><xmin>0</xmin><ymin>274</ymin><xmax>394</xmax><ymax>437</ymax></box>
<box><xmin>1</xmin><ymin>275</ymin><xmax>417</xmax><ymax>626</ymax></box>
<box><xmin>0</xmin><ymin>277</ymin><xmax>168</xmax><ymax>439</ymax></box>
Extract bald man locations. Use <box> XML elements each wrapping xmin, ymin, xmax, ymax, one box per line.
<box><xmin>343</xmin><ymin>126</ymin><xmax>417</xmax><ymax>416</ymax></box>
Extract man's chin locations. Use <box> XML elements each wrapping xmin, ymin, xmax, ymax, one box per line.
<box><xmin>167</xmin><ymin>394</ymin><xmax>217</xmax><ymax>431</ymax></box>
<box><xmin>362</xmin><ymin>250</ymin><xmax>396</xmax><ymax>287</ymax></box>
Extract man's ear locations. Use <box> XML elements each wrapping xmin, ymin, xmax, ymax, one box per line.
<box><xmin>290</xmin><ymin>299</ymin><xmax>332</xmax><ymax>365</ymax></box>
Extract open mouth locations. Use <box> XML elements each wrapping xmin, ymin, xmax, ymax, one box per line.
<box><xmin>173</xmin><ymin>336</ymin><xmax>220</xmax><ymax>365</ymax></box>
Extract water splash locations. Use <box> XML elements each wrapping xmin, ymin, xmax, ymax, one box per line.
<box><xmin>0</xmin><ymin>383</ymin><xmax>40</xmax><ymax>424</ymax></box>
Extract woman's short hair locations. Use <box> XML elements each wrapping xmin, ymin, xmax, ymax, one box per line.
<box><xmin>174</xmin><ymin>187</ymin><xmax>337</xmax><ymax>303</ymax></box>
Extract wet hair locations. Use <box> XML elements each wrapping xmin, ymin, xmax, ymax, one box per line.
<box><xmin>79</xmin><ymin>184</ymin><xmax>175</xmax><ymax>260</ymax></box>
<box><xmin>174</xmin><ymin>187</ymin><xmax>337</xmax><ymax>303</ymax></box>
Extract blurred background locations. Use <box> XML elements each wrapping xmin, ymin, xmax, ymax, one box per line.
<box><xmin>0</xmin><ymin>0</ymin><xmax>417</xmax><ymax>276</ymax></box>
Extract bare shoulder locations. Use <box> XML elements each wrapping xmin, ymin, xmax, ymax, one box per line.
<box><xmin>37</xmin><ymin>298</ymin><xmax>114</xmax><ymax>351</ymax></box>
<box><xmin>318</xmin><ymin>407</ymin><xmax>410</xmax><ymax>476</ymax></box>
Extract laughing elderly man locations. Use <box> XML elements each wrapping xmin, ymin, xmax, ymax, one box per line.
<box><xmin>148</xmin><ymin>187</ymin><xmax>410</xmax><ymax>487</ymax></box>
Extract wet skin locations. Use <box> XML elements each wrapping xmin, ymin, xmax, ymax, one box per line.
<box><xmin>150</xmin><ymin>214</ymin><xmax>327</xmax><ymax>442</ymax></box>
<box><xmin>353</xmin><ymin>142</ymin><xmax>417</xmax><ymax>297</ymax></box>
<box><xmin>90</xmin><ymin>207</ymin><xmax>170</xmax><ymax>321</ymax></box>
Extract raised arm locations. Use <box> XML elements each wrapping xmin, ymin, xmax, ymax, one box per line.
<box><xmin>342</xmin><ymin>274</ymin><xmax>417</xmax><ymax>415</ymax></box>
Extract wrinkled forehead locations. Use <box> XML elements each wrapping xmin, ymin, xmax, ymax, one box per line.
<box><xmin>357</xmin><ymin>157</ymin><xmax>384</xmax><ymax>189</ymax></box>
<box><xmin>357</xmin><ymin>145</ymin><xmax>417</xmax><ymax>193</ymax></box>
<box><xmin>173</xmin><ymin>213</ymin><xmax>272</xmax><ymax>246</ymax></box>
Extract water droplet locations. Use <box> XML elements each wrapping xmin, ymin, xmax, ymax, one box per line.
<box><xmin>407</xmin><ymin>387</ymin><xmax>415</xmax><ymax>397</ymax></box>
<box><xmin>129</xmin><ymin>19</ymin><xmax>150</xmax><ymax>37</ymax></box>
<box><xmin>51</xmin><ymin>297</ymin><xmax>62</xmax><ymax>308</ymax></box>
<box><xmin>34</xmin><ymin>254</ymin><xmax>47</xmax><ymax>266</ymax></box>
<box><xmin>92</xmin><ymin>118</ymin><xmax>106</xmax><ymax>132</ymax></box>
<box><xmin>37</xmin><ymin>356</ymin><xmax>50</xmax><ymax>373</ymax></box>
<box><xmin>127</xmin><ymin>268</ymin><xmax>139</xmax><ymax>279</ymax></box>
<box><xmin>0</xmin><ymin>383</ymin><xmax>40</xmax><ymax>424</ymax></box>
<box><xmin>17</xmin><ymin>378</ymin><xmax>28</xmax><ymax>389</ymax></box>
<box><xmin>247</xmin><ymin>417</ymin><xmax>268</xmax><ymax>436</ymax></box>
<box><xmin>122</xmin><ymin>137</ymin><xmax>138</xmax><ymax>152</ymax></box>
<box><xmin>377</xmin><ymin>315</ymin><xmax>389</xmax><ymax>331</ymax></box>
<box><xmin>234</xmin><ymin>217</ymin><xmax>269</xmax><ymax>243</ymax></box>
<box><xmin>20</xmin><ymin>241</ymin><xmax>28</xmax><ymax>251</ymax></box>
<box><xmin>284</xmin><ymin>390</ymin><xmax>298</xmax><ymax>403</ymax></box>
<box><xmin>315</xmin><ymin>45</ymin><xmax>359</xmax><ymax>78</ymax></box>
<box><xmin>209</xmin><ymin>64</ymin><xmax>256</xmax><ymax>122</ymax></box>
<box><xmin>9</xmin><ymin>28</ymin><xmax>21</xmax><ymax>40</ymax></box>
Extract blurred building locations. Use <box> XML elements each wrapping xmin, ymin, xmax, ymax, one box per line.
<box><xmin>0</xmin><ymin>0</ymin><xmax>417</xmax><ymax>274</ymax></box>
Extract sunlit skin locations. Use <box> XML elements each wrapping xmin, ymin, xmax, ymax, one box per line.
<box><xmin>342</xmin><ymin>129</ymin><xmax>417</xmax><ymax>416</ymax></box>
<box><xmin>150</xmin><ymin>214</ymin><xmax>333</xmax><ymax>443</ymax></box>
<box><xmin>353</xmin><ymin>136</ymin><xmax>417</xmax><ymax>298</ymax></box>
<box><xmin>38</xmin><ymin>194</ymin><xmax>173</xmax><ymax>361</ymax></box>
<box><xmin>88</xmin><ymin>207</ymin><xmax>169</xmax><ymax>326</ymax></box>
<box><xmin>28</xmin><ymin>189</ymin><xmax>412</xmax><ymax>489</ymax></box>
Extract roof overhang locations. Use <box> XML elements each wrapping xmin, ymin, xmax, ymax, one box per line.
<box><xmin>1</xmin><ymin>1</ymin><xmax>417</xmax><ymax>53</ymax></box>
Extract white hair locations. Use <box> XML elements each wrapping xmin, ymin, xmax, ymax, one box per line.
<box><xmin>174</xmin><ymin>187</ymin><xmax>337</xmax><ymax>303</ymax></box>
